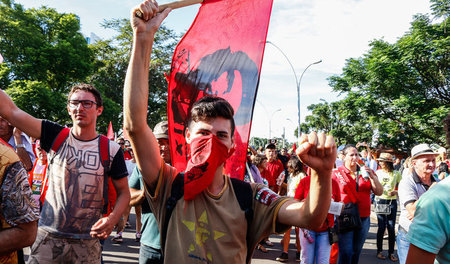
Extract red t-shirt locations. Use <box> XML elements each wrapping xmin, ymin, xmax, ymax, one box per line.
<box><xmin>123</xmin><ymin>149</ymin><xmax>132</xmax><ymax>160</ymax></box>
<box><xmin>261</xmin><ymin>159</ymin><xmax>284</xmax><ymax>187</ymax></box>
<box><xmin>294</xmin><ymin>176</ymin><xmax>341</xmax><ymax>232</ymax></box>
<box><xmin>332</xmin><ymin>166</ymin><xmax>373</xmax><ymax>217</ymax></box>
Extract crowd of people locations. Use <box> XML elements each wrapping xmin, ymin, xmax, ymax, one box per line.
<box><xmin>0</xmin><ymin>1</ymin><xmax>449</xmax><ymax>264</ymax></box>
<box><xmin>242</xmin><ymin>139</ymin><xmax>449</xmax><ymax>264</ymax></box>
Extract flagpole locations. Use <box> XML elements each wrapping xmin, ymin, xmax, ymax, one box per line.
<box><xmin>159</xmin><ymin>0</ymin><xmax>203</xmax><ymax>11</ymax></box>
<box><xmin>135</xmin><ymin>0</ymin><xmax>203</xmax><ymax>18</ymax></box>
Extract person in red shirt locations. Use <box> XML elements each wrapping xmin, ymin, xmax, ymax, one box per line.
<box><xmin>117</xmin><ymin>137</ymin><xmax>133</xmax><ymax>160</ymax></box>
<box><xmin>295</xmin><ymin>174</ymin><xmax>341</xmax><ymax>264</ymax></box>
<box><xmin>332</xmin><ymin>145</ymin><xmax>383</xmax><ymax>264</ymax></box>
<box><xmin>262</xmin><ymin>143</ymin><xmax>285</xmax><ymax>193</ymax></box>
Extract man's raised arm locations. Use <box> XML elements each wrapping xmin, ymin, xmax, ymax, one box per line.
<box><xmin>123</xmin><ymin>0</ymin><xmax>171</xmax><ymax>189</ymax></box>
<box><xmin>0</xmin><ymin>90</ymin><xmax>42</xmax><ymax>139</ymax></box>
<box><xmin>277</xmin><ymin>132</ymin><xmax>336</xmax><ymax>229</ymax></box>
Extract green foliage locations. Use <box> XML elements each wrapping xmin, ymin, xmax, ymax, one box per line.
<box><xmin>249</xmin><ymin>137</ymin><xmax>269</xmax><ymax>149</ymax></box>
<box><xmin>0</xmin><ymin>1</ymin><xmax>94</xmax><ymax>91</ymax></box>
<box><xmin>88</xmin><ymin>18</ymin><xmax>179</xmax><ymax>134</ymax></box>
<box><xmin>6</xmin><ymin>80</ymin><xmax>68</xmax><ymax>124</ymax></box>
<box><xmin>0</xmin><ymin>64</ymin><xmax>11</xmax><ymax>88</ymax></box>
<box><xmin>0</xmin><ymin>1</ymin><xmax>180</xmax><ymax>135</ymax></box>
<box><xmin>0</xmin><ymin>1</ymin><xmax>94</xmax><ymax>129</ymax></box>
<box><xmin>430</xmin><ymin>0</ymin><xmax>450</xmax><ymax>21</ymax></box>
<box><xmin>306</xmin><ymin>10</ymin><xmax>450</xmax><ymax>153</ymax></box>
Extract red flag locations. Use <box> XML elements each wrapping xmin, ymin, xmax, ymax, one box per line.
<box><xmin>107</xmin><ymin>121</ymin><xmax>114</xmax><ymax>140</ymax></box>
<box><xmin>167</xmin><ymin>0</ymin><xmax>274</xmax><ymax>179</ymax></box>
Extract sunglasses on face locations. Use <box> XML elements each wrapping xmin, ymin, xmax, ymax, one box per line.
<box><xmin>68</xmin><ymin>100</ymin><xmax>97</xmax><ymax>109</ymax></box>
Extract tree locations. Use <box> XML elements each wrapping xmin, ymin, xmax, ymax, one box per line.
<box><xmin>302</xmin><ymin>97</ymin><xmax>376</xmax><ymax>147</ymax></box>
<box><xmin>0</xmin><ymin>1</ymin><xmax>180</xmax><ymax>134</ymax></box>
<box><xmin>304</xmin><ymin>3</ymin><xmax>449</xmax><ymax>152</ymax></box>
<box><xmin>88</xmin><ymin>18</ymin><xmax>179</xmax><ymax>133</ymax></box>
<box><xmin>302</xmin><ymin>100</ymin><xmax>335</xmax><ymax>134</ymax></box>
<box><xmin>0</xmin><ymin>0</ymin><xmax>94</xmax><ymax>123</ymax></box>
<box><xmin>430</xmin><ymin>0</ymin><xmax>449</xmax><ymax>31</ymax></box>
<box><xmin>6</xmin><ymin>80</ymin><xmax>68</xmax><ymax>123</ymax></box>
<box><xmin>0</xmin><ymin>0</ymin><xmax>94</xmax><ymax>91</ymax></box>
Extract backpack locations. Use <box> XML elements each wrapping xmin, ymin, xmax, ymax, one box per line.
<box><xmin>50</xmin><ymin>127</ymin><xmax>111</xmax><ymax>214</ymax></box>
<box><xmin>160</xmin><ymin>172</ymin><xmax>254</xmax><ymax>258</ymax></box>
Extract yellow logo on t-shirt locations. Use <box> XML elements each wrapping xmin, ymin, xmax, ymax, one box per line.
<box><xmin>182</xmin><ymin>210</ymin><xmax>227</xmax><ymax>262</ymax></box>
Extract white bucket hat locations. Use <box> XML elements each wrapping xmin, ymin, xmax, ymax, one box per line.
<box><xmin>411</xmin><ymin>143</ymin><xmax>438</xmax><ymax>160</ymax></box>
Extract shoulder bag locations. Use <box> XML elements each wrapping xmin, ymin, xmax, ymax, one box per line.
<box><xmin>374</xmin><ymin>171</ymin><xmax>397</xmax><ymax>215</ymax></box>
<box><xmin>374</xmin><ymin>198</ymin><xmax>392</xmax><ymax>215</ymax></box>
<box><xmin>336</xmin><ymin>167</ymin><xmax>362</xmax><ymax>233</ymax></box>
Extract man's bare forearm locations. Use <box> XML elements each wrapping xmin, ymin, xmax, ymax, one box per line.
<box><xmin>13</xmin><ymin>132</ymin><xmax>33</xmax><ymax>170</ymax></box>
<box><xmin>123</xmin><ymin>8</ymin><xmax>170</xmax><ymax>189</ymax></box>
<box><xmin>0</xmin><ymin>221</ymin><xmax>37</xmax><ymax>254</ymax></box>
<box><xmin>0</xmin><ymin>90</ymin><xmax>42</xmax><ymax>139</ymax></box>
<box><xmin>304</xmin><ymin>169</ymin><xmax>332</xmax><ymax>228</ymax></box>
<box><xmin>123</xmin><ymin>36</ymin><xmax>154</xmax><ymax>135</ymax></box>
<box><xmin>15</xmin><ymin>148</ymin><xmax>32</xmax><ymax>171</ymax></box>
<box><xmin>405</xmin><ymin>201</ymin><xmax>418</xmax><ymax>219</ymax></box>
<box><xmin>130</xmin><ymin>188</ymin><xmax>145</xmax><ymax>206</ymax></box>
<box><xmin>278</xmin><ymin>169</ymin><xmax>332</xmax><ymax>229</ymax></box>
<box><xmin>109</xmin><ymin>186</ymin><xmax>131</xmax><ymax>226</ymax></box>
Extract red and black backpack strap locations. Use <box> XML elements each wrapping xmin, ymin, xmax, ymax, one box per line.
<box><xmin>99</xmin><ymin>135</ymin><xmax>110</xmax><ymax>172</ymax></box>
<box><xmin>99</xmin><ymin>135</ymin><xmax>110</xmax><ymax>214</ymax></box>
<box><xmin>51</xmin><ymin>127</ymin><xmax>70</xmax><ymax>153</ymax></box>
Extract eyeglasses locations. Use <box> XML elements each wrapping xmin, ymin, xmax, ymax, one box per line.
<box><xmin>68</xmin><ymin>100</ymin><xmax>97</xmax><ymax>109</ymax></box>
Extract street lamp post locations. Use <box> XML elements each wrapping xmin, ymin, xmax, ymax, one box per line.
<box><xmin>285</xmin><ymin>118</ymin><xmax>295</xmax><ymax>145</ymax></box>
<box><xmin>269</xmin><ymin>108</ymin><xmax>281</xmax><ymax>140</ymax></box>
<box><xmin>298</xmin><ymin>60</ymin><xmax>322</xmax><ymax>135</ymax></box>
<box><xmin>265</xmin><ymin>41</ymin><xmax>322</xmax><ymax>138</ymax></box>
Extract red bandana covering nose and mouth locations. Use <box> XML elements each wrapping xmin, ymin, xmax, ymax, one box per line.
<box><xmin>184</xmin><ymin>134</ymin><xmax>234</xmax><ymax>201</ymax></box>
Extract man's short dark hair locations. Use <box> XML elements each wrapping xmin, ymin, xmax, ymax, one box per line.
<box><xmin>265</xmin><ymin>143</ymin><xmax>276</xmax><ymax>150</ymax></box>
<box><xmin>187</xmin><ymin>96</ymin><xmax>235</xmax><ymax>135</ymax></box>
<box><xmin>342</xmin><ymin>144</ymin><xmax>357</xmax><ymax>155</ymax></box>
<box><xmin>68</xmin><ymin>83</ymin><xmax>103</xmax><ymax>107</ymax></box>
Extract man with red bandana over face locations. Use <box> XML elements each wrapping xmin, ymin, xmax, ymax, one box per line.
<box><xmin>123</xmin><ymin>1</ymin><xmax>337</xmax><ymax>263</ymax></box>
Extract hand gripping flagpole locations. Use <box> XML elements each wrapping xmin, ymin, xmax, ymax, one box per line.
<box><xmin>135</xmin><ymin>0</ymin><xmax>203</xmax><ymax>18</ymax></box>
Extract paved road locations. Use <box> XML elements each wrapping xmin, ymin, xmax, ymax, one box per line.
<box><xmin>25</xmin><ymin>210</ymin><xmax>397</xmax><ymax>263</ymax></box>
<box><xmin>100</xmin><ymin>210</ymin><xmax>396</xmax><ymax>264</ymax></box>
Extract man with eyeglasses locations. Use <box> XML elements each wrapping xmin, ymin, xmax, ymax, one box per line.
<box><xmin>0</xmin><ymin>83</ymin><xmax>130</xmax><ymax>263</ymax></box>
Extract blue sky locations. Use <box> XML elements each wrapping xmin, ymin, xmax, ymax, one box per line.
<box><xmin>17</xmin><ymin>0</ymin><xmax>432</xmax><ymax>143</ymax></box>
